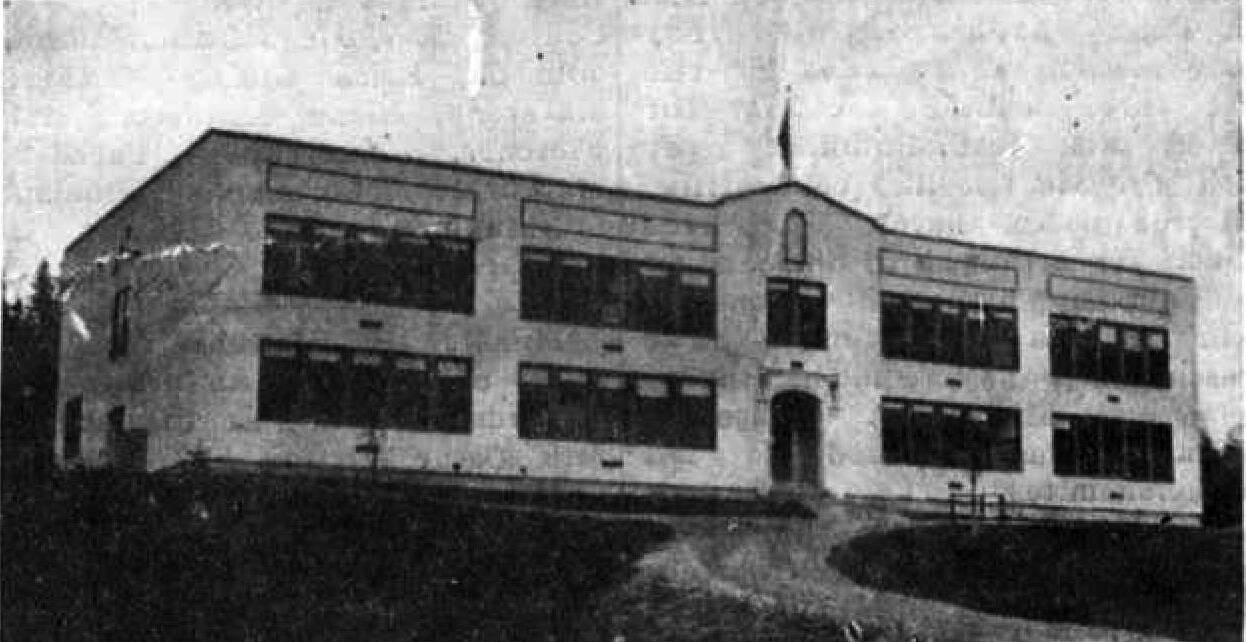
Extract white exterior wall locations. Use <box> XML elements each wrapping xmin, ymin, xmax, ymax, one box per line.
<box><xmin>56</xmin><ymin>129</ymin><xmax>1201</xmax><ymax>523</ymax></box>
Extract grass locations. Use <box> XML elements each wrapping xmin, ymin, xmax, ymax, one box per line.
<box><xmin>2</xmin><ymin>472</ymin><xmax>674</xmax><ymax>641</ymax></box>
<box><xmin>827</xmin><ymin>522</ymin><xmax>1243</xmax><ymax>642</ymax></box>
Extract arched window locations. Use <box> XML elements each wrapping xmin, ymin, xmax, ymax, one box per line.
<box><xmin>110</xmin><ymin>287</ymin><xmax>131</xmax><ymax>360</ymax></box>
<box><xmin>783</xmin><ymin>209</ymin><xmax>807</xmax><ymax>263</ymax></box>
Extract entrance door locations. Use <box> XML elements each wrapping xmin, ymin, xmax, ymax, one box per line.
<box><xmin>770</xmin><ymin>391</ymin><xmax>820</xmax><ymax>486</ymax></box>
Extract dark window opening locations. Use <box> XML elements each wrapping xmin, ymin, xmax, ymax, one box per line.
<box><xmin>109</xmin><ymin>287</ymin><xmax>132</xmax><ymax>360</ymax></box>
<box><xmin>767</xmin><ymin>278</ymin><xmax>826</xmax><ymax>349</ymax></box>
<box><xmin>879</xmin><ymin>397</ymin><xmax>1021</xmax><ymax>472</ymax></box>
<box><xmin>520</xmin><ymin>247</ymin><xmax>715</xmax><ymax>338</ymax></box>
<box><xmin>256</xmin><ymin>339</ymin><xmax>471</xmax><ymax>433</ymax></box>
<box><xmin>63</xmin><ymin>396</ymin><xmax>83</xmax><ymax>460</ymax></box>
<box><xmin>262</xmin><ymin>215</ymin><xmax>474</xmax><ymax>314</ymax></box>
<box><xmin>879</xmin><ymin>292</ymin><xmax>1017</xmax><ymax>370</ymax></box>
<box><xmin>1052</xmin><ymin>412</ymin><xmax>1174</xmax><ymax>483</ymax></box>
<box><xmin>518</xmin><ymin>362</ymin><xmax>715</xmax><ymax>450</ymax></box>
<box><xmin>1049</xmin><ymin>314</ymin><xmax>1170</xmax><ymax>388</ymax></box>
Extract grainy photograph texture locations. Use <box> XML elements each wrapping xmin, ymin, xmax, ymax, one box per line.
<box><xmin>2</xmin><ymin>1</ymin><xmax>1242</xmax><ymax>641</ymax></box>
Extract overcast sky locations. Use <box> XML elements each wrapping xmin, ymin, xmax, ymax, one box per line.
<box><xmin>3</xmin><ymin>0</ymin><xmax>1241</xmax><ymax>442</ymax></box>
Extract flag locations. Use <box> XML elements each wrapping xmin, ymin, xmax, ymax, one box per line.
<box><xmin>777</xmin><ymin>99</ymin><xmax>792</xmax><ymax>175</ymax></box>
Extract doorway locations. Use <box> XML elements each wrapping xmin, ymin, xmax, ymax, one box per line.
<box><xmin>770</xmin><ymin>391</ymin><xmax>820</xmax><ymax>486</ymax></box>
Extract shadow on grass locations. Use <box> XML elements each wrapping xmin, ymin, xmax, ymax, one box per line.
<box><xmin>2</xmin><ymin>472</ymin><xmax>679</xmax><ymax>641</ymax></box>
<box><xmin>827</xmin><ymin>522</ymin><xmax>1243</xmax><ymax>642</ymax></box>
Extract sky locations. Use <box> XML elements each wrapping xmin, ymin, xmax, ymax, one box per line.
<box><xmin>3</xmin><ymin>0</ymin><xmax>1242</xmax><ymax>442</ymax></box>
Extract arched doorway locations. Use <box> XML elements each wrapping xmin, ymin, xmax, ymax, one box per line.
<box><xmin>770</xmin><ymin>391</ymin><xmax>820</xmax><ymax>487</ymax></box>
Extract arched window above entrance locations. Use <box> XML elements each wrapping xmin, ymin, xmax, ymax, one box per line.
<box><xmin>782</xmin><ymin>209</ymin><xmax>807</xmax><ymax>264</ymax></box>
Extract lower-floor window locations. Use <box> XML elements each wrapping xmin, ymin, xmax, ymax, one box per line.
<box><xmin>1052</xmin><ymin>413</ymin><xmax>1173</xmax><ymax>482</ymax></box>
<box><xmin>880</xmin><ymin>397</ymin><xmax>1021</xmax><ymax>471</ymax></box>
<box><xmin>257</xmin><ymin>339</ymin><xmax>471</xmax><ymax>433</ymax></box>
<box><xmin>518</xmin><ymin>363</ymin><xmax>715</xmax><ymax>450</ymax></box>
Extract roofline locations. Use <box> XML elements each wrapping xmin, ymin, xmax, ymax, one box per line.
<box><xmin>65</xmin><ymin>127</ymin><xmax>1195</xmax><ymax>283</ymax></box>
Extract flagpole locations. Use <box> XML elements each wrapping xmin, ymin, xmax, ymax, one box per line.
<box><xmin>778</xmin><ymin>85</ymin><xmax>793</xmax><ymax>183</ymax></box>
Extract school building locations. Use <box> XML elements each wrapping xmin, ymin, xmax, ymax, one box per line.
<box><xmin>55</xmin><ymin>128</ymin><xmax>1202</xmax><ymax>524</ymax></box>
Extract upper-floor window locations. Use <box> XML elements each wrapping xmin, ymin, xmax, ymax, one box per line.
<box><xmin>767</xmin><ymin>278</ymin><xmax>826</xmax><ymax>348</ymax></box>
<box><xmin>257</xmin><ymin>339</ymin><xmax>471</xmax><ymax>433</ymax></box>
<box><xmin>782</xmin><ymin>209</ymin><xmax>807</xmax><ymax>263</ymax></box>
<box><xmin>1049</xmin><ymin>314</ymin><xmax>1169</xmax><ymax>388</ymax></box>
<box><xmin>880</xmin><ymin>397</ymin><xmax>1021</xmax><ymax>471</ymax></box>
<box><xmin>1052</xmin><ymin>413</ymin><xmax>1173</xmax><ymax>483</ymax></box>
<box><xmin>520</xmin><ymin>248</ymin><xmax>715</xmax><ymax>338</ymax></box>
<box><xmin>109</xmin><ymin>287</ymin><xmax>131</xmax><ymax>360</ymax></box>
<box><xmin>880</xmin><ymin>292</ymin><xmax>1018</xmax><ymax>370</ymax></box>
<box><xmin>262</xmin><ymin>215</ymin><xmax>474</xmax><ymax>314</ymax></box>
<box><xmin>518</xmin><ymin>362</ymin><xmax>715</xmax><ymax>450</ymax></box>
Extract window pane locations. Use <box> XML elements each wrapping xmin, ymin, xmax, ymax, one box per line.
<box><xmin>1098</xmin><ymin>323</ymin><xmax>1122</xmax><ymax>382</ymax></box>
<box><xmin>1050</xmin><ymin>316</ymin><xmax>1075</xmax><ymax>377</ymax></box>
<box><xmin>263</xmin><ymin>218</ymin><xmax>313</xmax><ymax>295</ymax></box>
<box><xmin>303</xmin><ymin>348</ymin><xmax>345</xmax><ymax>423</ymax></box>
<box><xmin>1125</xmin><ymin>421</ymin><xmax>1149</xmax><ymax>480</ymax></box>
<box><xmin>595</xmin><ymin>257</ymin><xmax>629</xmax><ymax>327</ymax></box>
<box><xmin>987</xmin><ymin>309</ymin><xmax>1018</xmax><ymax>369</ymax></box>
<box><xmin>1147</xmin><ymin>331</ymin><xmax>1170</xmax><ymax>387</ymax></box>
<box><xmin>629</xmin><ymin>265</ymin><xmax>677</xmax><ymax>333</ymax></box>
<box><xmin>1150</xmin><ymin>423</ymin><xmax>1173</xmax><ymax>482</ymax></box>
<box><xmin>679</xmin><ymin>380</ymin><xmax>716</xmax><ymax>449</ymax></box>
<box><xmin>428</xmin><ymin>238</ymin><xmax>474</xmax><ymax>313</ymax></box>
<box><xmin>881</xmin><ymin>400</ymin><xmax>907</xmax><ymax>463</ymax></box>
<box><xmin>937</xmin><ymin>406</ymin><xmax>963</xmax><ymax>468</ymax></box>
<box><xmin>1101</xmin><ymin>418</ymin><xmax>1125</xmax><ymax>478</ymax></box>
<box><xmin>909</xmin><ymin>300</ymin><xmax>935</xmax><ymax>361</ymax></box>
<box><xmin>386</xmin><ymin>365</ymin><xmax>428</xmax><ymax>430</ymax></box>
<box><xmin>936</xmin><ymin>303</ymin><xmax>963</xmax><ymax>364</ymax></box>
<box><xmin>520</xmin><ymin>251</ymin><xmax>555</xmax><ymax>321</ymax></box>
<box><xmin>1053</xmin><ymin>416</ymin><xmax>1075</xmax><ymax>476</ymax></box>
<box><xmin>557</xmin><ymin>256</ymin><xmax>593</xmax><ymax>326</ymax></box>
<box><xmin>432</xmin><ymin>359</ymin><xmax>471</xmax><ymax>433</ymax></box>
<box><xmin>258</xmin><ymin>342</ymin><xmax>299</xmax><ymax>421</ymax></box>
<box><xmin>310</xmin><ymin>224</ymin><xmax>347</xmax><ymax>299</ymax></box>
<box><xmin>347</xmin><ymin>351</ymin><xmax>387</xmax><ymax>426</ymax></box>
<box><xmin>634</xmin><ymin>378</ymin><xmax>672</xmax><ymax>446</ymax></box>
<box><xmin>797</xmin><ymin>283</ymin><xmax>826</xmax><ymax>348</ymax></box>
<box><xmin>964</xmin><ymin>307</ymin><xmax>990</xmax><ymax>367</ymax></box>
<box><xmin>518</xmin><ymin>365</ymin><xmax>551</xmax><ymax>439</ymax></box>
<box><xmin>880</xmin><ymin>294</ymin><xmax>908</xmax><ymax>359</ymax></box>
<box><xmin>393</xmin><ymin>233</ymin><xmax>432</xmax><ymax>307</ymax></box>
<box><xmin>783</xmin><ymin>211</ymin><xmax>806</xmax><ymax>263</ymax></box>
<box><xmin>766</xmin><ymin>280</ymin><xmax>794</xmax><ymax>346</ymax></box>
<box><xmin>589</xmin><ymin>373</ymin><xmax>629</xmax><ymax>442</ymax></box>
<box><xmin>1073</xmin><ymin>318</ymin><xmax>1098</xmax><ymax>379</ymax></box>
<box><xmin>1074</xmin><ymin>415</ymin><xmax>1101</xmax><ymax>477</ymax></box>
<box><xmin>679</xmin><ymin>270</ymin><xmax>715</xmax><ymax>337</ymax></box>
<box><xmin>909</xmin><ymin>405</ymin><xmax>935</xmax><ymax>466</ymax></box>
<box><xmin>549</xmin><ymin>369</ymin><xmax>588</xmax><ymax>440</ymax></box>
<box><xmin>1120</xmin><ymin>329</ymin><xmax>1145</xmax><ymax>384</ymax></box>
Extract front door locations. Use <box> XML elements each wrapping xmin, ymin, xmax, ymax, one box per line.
<box><xmin>770</xmin><ymin>391</ymin><xmax>820</xmax><ymax>486</ymax></box>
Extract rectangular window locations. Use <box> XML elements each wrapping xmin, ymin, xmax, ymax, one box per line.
<box><xmin>518</xmin><ymin>363</ymin><xmax>716</xmax><ymax>450</ymax></box>
<box><xmin>262</xmin><ymin>215</ymin><xmax>473</xmax><ymax>314</ymax></box>
<box><xmin>63</xmin><ymin>396</ymin><xmax>83</xmax><ymax>460</ymax></box>
<box><xmin>767</xmin><ymin>278</ymin><xmax>826</xmax><ymax>349</ymax></box>
<box><xmin>520</xmin><ymin>248</ymin><xmax>715</xmax><ymax>338</ymax></box>
<box><xmin>109</xmin><ymin>287</ymin><xmax>132</xmax><ymax>360</ymax></box>
<box><xmin>256</xmin><ymin>339</ymin><xmax>471</xmax><ymax>433</ymax></box>
<box><xmin>880</xmin><ymin>293</ymin><xmax>1018</xmax><ymax>370</ymax></box>
<box><xmin>878</xmin><ymin>397</ymin><xmax>1021</xmax><ymax>471</ymax></box>
<box><xmin>1052</xmin><ymin>412</ymin><xmax>1174</xmax><ymax>483</ymax></box>
<box><xmin>1049</xmin><ymin>315</ymin><xmax>1171</xmax><ymax>388</ymax></box>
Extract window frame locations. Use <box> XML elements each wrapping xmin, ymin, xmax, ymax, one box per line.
<box><xmin>262</xmin><ymin>214</ymin><xmax>475</xmax><ymax>315</ymax></box>
<box><xmin>109</xmin><ymin>287</ymin><xmax>132</xmax><ymax>361</ymax></box>
<box><xmin>519</xmin><ymin>246</ymin><xmax>716</xmax><ymax>339</ymax></box>
<box><xmin>879</xmin><ymin>292</ymin><xmax>1019</xmax><ymax>371</ymax></box>
<box><xmin>1051</xmin><ymin>412</ymin><xmax>1175</xmax><ymax>483</ymax></box>
<box><xmin>1048</xmin><ymin>314</ymin><xmax>1171</xmax><ymax>388</ymax></box>
<box><xmin>766</xmin><ymin>277</ymin><xmax>827</xmax><ymax>349</ymax></box>
<box><xmin>517</xmin><ymin>361</ymin><xmax>716</xmax><ymax>451</ymax></box>
<box><xmin>879</xmin><ymin>396</ymin><xmax>1022</xmax><ymax>472</ymax></box>
<box><xmin>256</xmin><ymin>338</ymin><xmax>472</xmax><ymax>434</ymax></box>
<box><xmin>782</xmin><ymin>209</ymin><xmax>808</xmax><ymax>264</ymax></box>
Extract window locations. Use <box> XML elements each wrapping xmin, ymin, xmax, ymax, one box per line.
<box><xmin>109</xmin><ymin>287</ymin><xmax>132</xmax><ymax>360</ymax></box>
<box><xmin>767</xmin><ymin>278</ymin><xmax>826</xmax><ymax>348</ymax></box>
<box><xmin>262</xmin><ymin>215</ymin><xmax>474</xmax><ymax>314</ymax></box>
<box><xmin>63</xmin><ymin>396</ymin><xmax>83</xmax><ymax>460</ymax></box>
<box><xmin>879</xmin><ymin>292</ymin><xmax>1018</xmax><ymax>370</ymax></box>
<box><xmin>879</xmin><ymin>397</ymin><xmax>1021</xmax><ymax>471</ymax></box>
<box><xmin>518</xmin><ymin>362</ymin><xmax>715</xmax><ymax>450</ymax></box>
<box><xmin>783</xmin><ymin>209</ymin><xmax>807</xmax><ymax>263</ymax></box>
<box><xmin>520</xmin><ymin>248</ymin><xmax>715</xmax><ymax>338</ymax></box>
<box><xmin>256</xmin><ymin>339</ymin><xmax>471</xmax><ymax>433</ymax></box>
<box><xmin>1052</xmin><ymin>413</ymin><xmax>1174</xmax><ymax>482</ymax></box>
<box><xmin>1049</xmin><ymin>314</ymin><xmax>1170</xmax><ymax>387</ymax></box>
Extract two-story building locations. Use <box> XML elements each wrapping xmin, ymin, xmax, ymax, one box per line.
<box><xmin>55</xmin><ymin>129</ymin><xmax>1201</xmax><ymax>524</ymax></box>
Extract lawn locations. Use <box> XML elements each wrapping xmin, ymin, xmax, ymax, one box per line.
<box><xmin>827</xmin><ymin>522</ymin><xmax>1243</xmax><ymax>642</ymax></box>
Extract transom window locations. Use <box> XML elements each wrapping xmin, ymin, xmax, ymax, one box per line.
<box><xmin>880</xmin><ymin>397</ymin><xmax>1021</xmax><ymax>471</ymax></box>
<box><xmin>1052</xmin><ymin>413</ymin><xmax>1173</xmax><ymax>483</ymax></box>
<box><xmin>881</xmin><ymin>292</ymin><xmax>1018</xmax><ymax>370</ymax></box>
<box><xmin>518</xmin><ymin>363</ymin><xmax>715</xmax><ymax>450</ymax></box>
<box><xmin>766</xmin><ymin>278</ymin><xmax>826</xmax><ymax>348</ymax></box>
<box><xmin>262</xmin><ymin>215</ymin><xmax>474</xmax><ymax>314</ymax></box>
<box><xmin>257</xmin><ymin>339</ymin><xmax>471</xmax><ymax>433</ymax></box>
<box><xmin>520</xmin><ymin>248</ymin><xmax>715</xmax><ymax>338</ymax></box>
<box><xmin>1049</xmin><ymin>314</ymin><xmax>1169</xmax><ymax>387</ymax></box>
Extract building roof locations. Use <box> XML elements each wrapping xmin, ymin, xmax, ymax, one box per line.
<box><xmin>65</xmin><ymin>127</ymin><xmax>1193</xmax><ymax>283</ymax></box>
